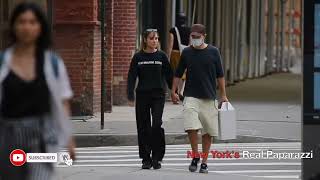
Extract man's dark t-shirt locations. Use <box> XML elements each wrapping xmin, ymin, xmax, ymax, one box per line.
<box><xmin>175</xmin><ymin>45</ymin><xmax>224</xmax><ymax>100</ymax></box>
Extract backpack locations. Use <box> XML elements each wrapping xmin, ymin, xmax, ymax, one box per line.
<box><xmin>0</xmin><ymin>51</ymin><xmax>59</xmax><ymax>78</ymax></box>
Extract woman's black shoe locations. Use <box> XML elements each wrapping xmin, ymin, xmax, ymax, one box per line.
<box><xmin>152</xmin><ymin>161</ymin><xmax>161</xmax><ymax>169</ymax></box>
<box><xmin>142</xmin><ymin>161</ymin><xmax>152</xmax><ymax>169</ymax></box>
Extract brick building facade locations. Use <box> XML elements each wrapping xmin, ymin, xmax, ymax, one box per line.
<box><xmin>53</xmin><ymin>0</ymin><xmax>136</xmax><ymax>115</ymax></box>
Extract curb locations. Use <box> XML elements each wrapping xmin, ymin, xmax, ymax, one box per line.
<box><xmin>74</xmin><ymin>133</ymin><xmax>300</xmax><ymax>147</ymax></box>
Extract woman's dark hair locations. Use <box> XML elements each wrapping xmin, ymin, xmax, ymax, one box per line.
<box><xmin>9</xmin><ymin>2</ymin><xmax>52</xmax><ymax>50</ymax></box>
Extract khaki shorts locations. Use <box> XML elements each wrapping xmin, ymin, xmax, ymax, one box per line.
<box><xmin>183</xmin><ymin>97</ymin><xmax>219</xmax><ymax>136</ymax></box>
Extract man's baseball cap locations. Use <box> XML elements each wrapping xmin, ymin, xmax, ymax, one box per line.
<box><xmin>190</xmin><ymin>24</ymin><xmax>206</xmax><ymax>36</ymax></box>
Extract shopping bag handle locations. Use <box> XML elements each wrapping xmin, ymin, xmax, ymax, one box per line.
<box><xmin>221</xmin><ymin>102</ymin><xmax>233</xmax><ymax>110</ymax></box>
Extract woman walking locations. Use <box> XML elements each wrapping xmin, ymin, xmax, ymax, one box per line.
<box><xmin>127</xmin><ymin>29</ymin><xmax>173</xmax><ymax>169</ymax></box>
<box><xmin>167</xmin><ymin>13</ymin><xmax>190</xmax><ymax>100</ymax></box>
<box><xmin>0</xmin><ymin>2</ymin><xmax>75</xmax><ymax>180</ymax></box>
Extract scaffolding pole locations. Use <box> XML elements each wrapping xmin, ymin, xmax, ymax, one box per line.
<box><xmin>259</xmin><ymin>0</ymin><xmax>266</xmax><ymax>76</ymax></box>
<box><xmin>276</xmin><ymin>0</ymin><xmax>281</xmax><ymax>72</ymax></box>
<box><xmin>267</xmin><ymin>0</ymin><xmax>275</xmax><ymax>74</ymax></box>
<box><xmin>280</xmin><ymin>0</ymin><xmax>286</xmax><ymax>71</ymax></box>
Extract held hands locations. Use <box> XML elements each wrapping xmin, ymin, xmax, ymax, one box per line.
<box><xmin>171</xmin><ymin>91</ymin><xmax>180</xmax><ymax>104</ymax></box>
<box><xmin>128</xmin><ymin>101</ymin><xmax>135</xmax><ymax>107</ymax></box>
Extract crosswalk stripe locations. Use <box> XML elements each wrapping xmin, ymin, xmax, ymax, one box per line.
<box><xmin>72</xmin><ymin>161</ymin><xmax>300</xmax><ymax>166</ymax></box>
<box><xmin>73</xmin><ymin>147</ymin><xmax>301</xmax><ymax>151</ymax></box>
<box><xmin>76</xmin><ymin>159</ymin><xmax>301</xmax><ymax>163</ymax></box>
<box><xmin>56</xmin><ymin>166</ymin><xmax>301</xmax><ymax>176</ymax></box>
<box><xmin>164</xmin><ymin>168</ymin><xmax>301</xmax><ymax>179</ymax></box>
<box><xmin>167</xmin><ymin>168</ymin><xmax>301</xmax><ymax>174</ymax></box>
<box><xmin>252</xmin><ymin>175</ymin><xmax>300</xmax><ymax>179</ymax></box>
<box><xmin>57</xmin><ymin>162</ymin><xmax>300</xmax><ymax>167</ymax></box>
<box><xmin>74</xmin><ymin>149</ymin><xmax>300</xmax><ymax>154</ymax></box>
<box><xmin>74</xmin><ymin>145</ymin><xmax>300</xmax><ymax>149</ymax></box>
<box><xmin>74</xmin><ymin>146</ymin><xmax>301</xmax><ymax>149</ymax></box>
<box><xmin>209</xmin><ymin>170</ymin><xmax>301</xmax><ymax>173</ymax></box>
<box><xmin>76</xmin><ymin>155</ymin><xmax>302</xmax><ymax>160</ymax></box>
<box><xmin>72</xmin><ymin>143</ymin><xmax>301</xmax><ymax>150</ymax></box>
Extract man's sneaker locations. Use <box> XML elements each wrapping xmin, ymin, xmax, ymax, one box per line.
<box><xmin>199</xmin><ymin>163</ymin><xmax>209</xmax><ymax>173</ymax></box>
<box><xmin>152</xmin><ymin>161</ymin><xmax>161</xmax><ymax>169</ymax></box>
<box><xmin>142</xmin><ymin>160</ymin><xmax>152</xmax><ymax>169</ymax></box>
<box><xmin>188</xmin><ymin>158</ymin><xmax>200</xmax><ymax>172</ymax></box>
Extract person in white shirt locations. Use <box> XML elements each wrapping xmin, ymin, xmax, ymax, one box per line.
<box><xmin>0</xmin><ymin>2</ymin><xmax>75</xmax><ymax>180</ymax></box>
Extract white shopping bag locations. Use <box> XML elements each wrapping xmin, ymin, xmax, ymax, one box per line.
<box><xmin>217</xmin><ymin>102</ymin><xmax>237</xmax><ymax>140</ymax></box>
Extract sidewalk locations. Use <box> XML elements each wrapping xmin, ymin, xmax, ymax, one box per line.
<box><xmin>73</xmin><ymin>73</ymin><xmax>301</xmax><ymax>147</ymax></box>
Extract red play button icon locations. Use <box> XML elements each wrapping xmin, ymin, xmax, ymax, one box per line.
<box><xmin>10</xmin><ymin>149</ymin><xmax>27</xmax><ymax>166</ymax></box>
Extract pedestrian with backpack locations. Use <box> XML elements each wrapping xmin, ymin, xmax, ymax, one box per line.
<box><xmin>0</xmin><ymin>2</ymin><xmax>75</xmax><ymax>180</ymax></box>
<box><xmin>167</xmin><ymin>13</ymin><xmax>191</xmax><ymax>100</ymax></box>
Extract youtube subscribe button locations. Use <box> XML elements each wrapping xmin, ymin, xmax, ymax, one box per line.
<box><xmin>10</xmin><ymin>149</ymin><xmax>27</xmax><ymax>166</ymax></box>
<box><xmin>27</xmin><ymin>153</ymin><xmax>57</xmax><ymax>163</ymax></box>
<box><xmin>9</xmin><ymin>149</ymin><xmax>59</xmax><ymax>166</ymax></box>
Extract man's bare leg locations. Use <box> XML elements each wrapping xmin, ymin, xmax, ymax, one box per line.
<box><xmin>201</xmin><ymin>134</ymin><xmax>212</xmax><ymax>164</ymax></box>
<box><xmin>187</xmin><ymin>130</ymin><xmax>198</xmax><ymax>155</ymax></box>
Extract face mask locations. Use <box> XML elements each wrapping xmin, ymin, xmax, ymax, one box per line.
<box><xmin>191</xmin><ymin>38</ymin><xmax>204</xmax><ymax>47</ymax></box>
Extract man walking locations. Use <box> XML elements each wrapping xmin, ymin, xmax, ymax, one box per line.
<box><xmin>171</xmin><ymin>24</ymin><xmax>228</xmax><ymax>173</ymax></box>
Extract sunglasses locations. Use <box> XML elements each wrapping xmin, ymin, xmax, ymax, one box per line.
<box><xmin>145</xmin><ymin>28</ymin><xmax>158</xmax><ymax>33</ymax></box>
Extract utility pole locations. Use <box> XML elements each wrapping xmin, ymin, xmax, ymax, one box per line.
<box><xmin>267</xmin><ymin>0</ymin><xmax>275</xmax><ymax>74</ymax></box>
<box><xmin>100</xmin><ymin>0</ymin><xmax>106</xmax><ymax>130</ymax></box>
